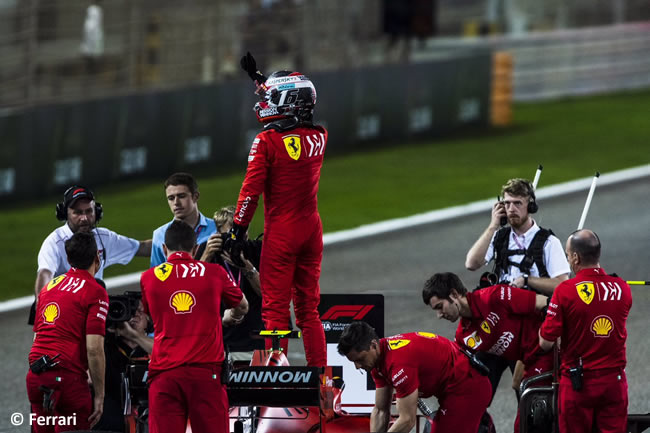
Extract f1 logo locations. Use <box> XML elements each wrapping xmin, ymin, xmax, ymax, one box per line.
<box><xmin>321</xmin><ymin>305</ymin><xmax>374</xmax><ymax>321</ymax></box>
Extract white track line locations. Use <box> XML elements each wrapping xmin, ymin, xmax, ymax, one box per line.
<box><xmin>2</xmin><ymin>164</ymin><xmax>648</xmax><ymax>313</ymax></box>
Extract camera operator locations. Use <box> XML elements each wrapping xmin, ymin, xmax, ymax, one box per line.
<box><xmin>93</xmin><ymin>288</ymin><xmax>152</xmax><ymax>432</ymax></box>
<box><xmin>196</xmin><ymin>206</ymin><xmax>264</xmax><ymax>365</ymax></box>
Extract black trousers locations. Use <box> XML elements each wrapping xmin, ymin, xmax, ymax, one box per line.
<box><xmin>476</xmin><ymin>351</ymin><xmax>518</xmax><ymax>403</ymax></box>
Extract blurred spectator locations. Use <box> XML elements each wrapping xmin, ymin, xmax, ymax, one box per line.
<box><xmin>484</xmin><ymin>0</ymin><xmax>529</xmax><ymax>35</ymax></box>
<box><xmin>80</xmin><ymin>0</ymin><xmax>104</xmax><ymax>75</ymax></box>
<box><xmin>382</xmin><ymin>0</ymin><xmax>437</xmax><ymax>61</ymax></box>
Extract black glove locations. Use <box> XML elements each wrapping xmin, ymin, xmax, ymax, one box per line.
<box><xmin>224</xmin><ymin>224</ymin><xmax>248</xmax><ymax>267</ymax></box>
<box><xmin>240</xmin><ymin>51</ymin><xmax>267</xmax><ymax>84</ymax></box>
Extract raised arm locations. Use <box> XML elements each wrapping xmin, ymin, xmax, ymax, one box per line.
<box><xmin>465</xmin><ymin>202</ymin><xmax>503</xmax><ymax>270</ymax></box>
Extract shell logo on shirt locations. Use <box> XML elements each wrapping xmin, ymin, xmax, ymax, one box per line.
<box><xmin>463</xmin><ymin>331</ymin><xmax>483</xmax><ymax>349</ymax></box>
<box><xmin>46</xmin><ymin>275</ymin><xmax>66</xmax><ymax>291</ymax></box>
<box><xmin>416</xmin><ymin>332</ymin><xmax>437</xmax><ymax>339</ymax></box>
<box><xmin>154</xmin><ymin>263</ymin><xmax>174</xmax><ymax>282</ymax></box>
<box><xmin>387</xmin><ymin>339</ymin><xmax>411</xmax><ymax>350</ymax></box>
<box><xmin>170</xmin><ymin>290</ymin><xmax>196</xmax><ymax>314</ymax></box>
<box><xmin>576</xmin><ymin>281</ymin><xmax>595</xmax><ymax>305</ymax></box>
<box><xmin>591</xmin><ymin>315</ymin><xmax>613</xmax><ymax>337</ymax></box>
<box><xmin>283</xmin><ymin>135</ymin><xmax>301</xmax><ymax>160</ymax></box>
<box><xmin>43</xmin><ymin>302</ymin><xmax>60</xmax><ymax>324</ymax></box>
<box><xmin>480</xmin><ymin>321</ymin><xmax>491</xmax><ymax>334</ymax></box>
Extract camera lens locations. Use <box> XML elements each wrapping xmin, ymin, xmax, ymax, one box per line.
<box><xmin>108</xmin><ymin>300</ymin><xmax>127</xmax><ymax>322</ymax></box>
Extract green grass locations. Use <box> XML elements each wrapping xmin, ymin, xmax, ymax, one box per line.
<box><xmin>2</xmin><ymin>90</ymin><xmax>649</xmax><ymax>300</ymax></box>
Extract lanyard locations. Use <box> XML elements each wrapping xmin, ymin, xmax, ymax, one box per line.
<box><xmin>513</xmin><ymin>232</ymin><xmax>526</xmax><ymax>250</ymax></box>
<box><xmin>223</xmin><ymin>262</ymin><xmax>241</xmax><ymax>287</ymax></box>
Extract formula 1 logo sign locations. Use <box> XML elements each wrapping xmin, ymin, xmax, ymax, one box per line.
<box><xmin>321</xmin><ymin>305</ymin><xmax>374</xmax><ymax>321</ymax></box>
<box><xmin>318</xmin><ymin>294</ymin><xmax>384</xmax><ymax>344</ymax></box>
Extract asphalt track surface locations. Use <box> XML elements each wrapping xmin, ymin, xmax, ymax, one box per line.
<box><xmin>1</xmin><ymin>177</ymin><xmax>649</xmax><ymax>432</ymax></box>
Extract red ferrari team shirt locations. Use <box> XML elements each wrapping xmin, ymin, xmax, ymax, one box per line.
<box><xmin>371</xmin><ymin>332</ymin><xmax>473</xmax><ymax>399</ymax></box>
<box><xmin>30</xmin><ymin>268</ymin><xmax>108</xmax><ymax>376</ymax></box>
<box><xmin>141</xmin><ymin>252</ymin><xmax>243</xmax><ymax>377</ymax></box>
<box><xmin>540</xmin><ymin>268</ymin><xmax>632</xmax><ymax>373</ymax></box>
<box><xmin>234</xmin><ymin>125</ymin><xmax>328</xmax><ymax>226</ymax></box>
<box><xmin>455</xmin><ymin>285</ymin><xmax>541</xmax><ymax>364</ymax></box>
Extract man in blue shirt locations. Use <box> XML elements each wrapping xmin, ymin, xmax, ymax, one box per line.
<box><xmin>150</xmin><ymin>172</ymin><xmax>216</xmax><ymax>267</ymax></box>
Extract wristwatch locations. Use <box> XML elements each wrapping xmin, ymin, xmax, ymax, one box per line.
<box><xmin>523</xmin><ymin>274</ymin><xmax>529</xmax><ymax>288</ymax></box>
<box><xmin>244</xmin><ymin>268</ymin><xmax>258</xmax><ymax>279</ymax></box>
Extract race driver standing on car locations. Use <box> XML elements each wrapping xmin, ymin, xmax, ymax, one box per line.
<box><xmin>539</xmin><ymin>229</ymin><xmax>632</xmax><ymax>433</ymax></box>
<box><xmin>141</xmin><ymin>221</ymin><xmax>248</xmax><ymax>433</ymax></box>
<box><xmin>226</xmin><ymin>52</ymin><xmax>327</xmax><ymax>367</ymax></box>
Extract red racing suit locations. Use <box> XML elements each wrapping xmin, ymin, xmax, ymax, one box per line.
<box><xmin>372</xmin><ymin>332</ymin><xmax>492</xmax><ymax>433</ymax></box>
<box><xmin>141</xmin><ymin>252</ymin><xmax>244</xmax><ymax>433</ymax></box>
<box><xmin>27</xmin><ymin>268</ymin><xmax>108</xmax><ymax>433</ymax></box>
<box><xmin>234</xmin><ymin>123</ymin><xmax>328</xmax><ymax>367</ymax></box>
<box><xmin>540</xmin><ymin>268</ymin><xmax>632</xmax><ymax>433</ymax></box>
<box><xmin>455</xmin><ymin>285</ymin><xmax>553</xmax><ymax>433</ymax></box>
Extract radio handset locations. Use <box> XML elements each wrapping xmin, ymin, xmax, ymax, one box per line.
<box><xmin>497</xmin><ymin>196</ymin><xmax>507</xmax><ymax>227</ymax></box>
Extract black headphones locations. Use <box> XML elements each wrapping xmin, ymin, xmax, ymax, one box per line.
<box><xmin>525</xmin><ymin>180</ymin><xmax>538</xmax><ymax>214</ymax></box>
<box><xmin>55</xmin><ymin>186</ymin><xmax>104</xmax><ymax>222</ymax></box>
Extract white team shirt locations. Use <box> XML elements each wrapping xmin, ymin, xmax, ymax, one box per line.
<box><xmin>484</xmin><ymin>220</ymin><xmax>570</xmax><ymax>283</ymax></box>
<box><xmin>37</xmin><ymin>224</ymin><xmax>139</xmax><ymax>280</ymax></box>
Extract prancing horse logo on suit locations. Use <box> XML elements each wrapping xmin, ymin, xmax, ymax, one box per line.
<box><xmin>283</xmin><ymin>135</ymin><xmax>301</xmax><ymax>160</ymax></box>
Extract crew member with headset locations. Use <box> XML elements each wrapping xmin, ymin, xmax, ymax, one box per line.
<box><xmin>463</xmin><ymin>178</ymin><xmax>570</xmax><ymax>406</ymax></box>
<box><xmin>465</xmin><ymin>178</ymin><xmax>569</xmax><ymax>295</ymax></box>
<box><xmin>27</xmin><ymin>232</ymin><xmax>108</xmax><ymax>431</ymax></box>
<box><xmin>31</xmin><ymin>185</ymin><xmax>152</xmax><ymax>323</ymax></box>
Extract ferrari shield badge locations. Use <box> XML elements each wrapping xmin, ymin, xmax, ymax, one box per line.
<box><xmin>46</xmin><ymin>275</ymin><xmax>66</xmax><ymax>291</ymax></box>
<box><xmin>283</xmin><ymin>135</ymin><xmax>301</xmax><ymax>160</ymax></box>
<box><xmin>387</xmin><ymin>339</ymin><xmax>410</xmax><ymax>350</ymax></box>
<box><xmin>154</xmin><ymin>263</ymin><xmax>173</xmax><ymax>282</ymax></box>
<box><xmin>576</xmin><ymin>281</ymin><xmax>595</xmax><ymax>305</ymax></box>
